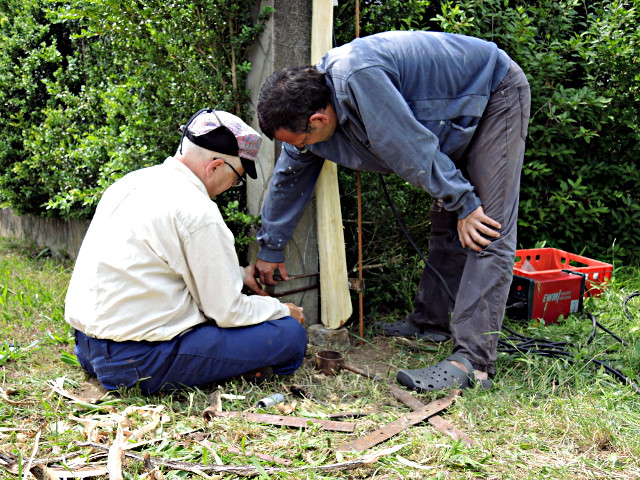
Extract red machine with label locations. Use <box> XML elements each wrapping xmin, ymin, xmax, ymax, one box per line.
<box><xmin>507</xmin><ymin>248</ymin><xmax>613</xmax><ymax>324</ymax></box>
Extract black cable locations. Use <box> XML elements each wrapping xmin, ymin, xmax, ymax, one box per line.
<box><xmin>379</xmin><ymin>174</ymin><xmax>456</xmax><ymax>303</ymax></box>
<box><xmin>497</xmin><ymin>299</ymin><xmax>640</xmax><ymax>393</ymax></box>
<box><xmin>623</xmin><ymin>292</ymin><xmax>640</xmax><ymax>322</ymax></box>
<box><xmin>586</xmin><ymin>312</ymin><xmax>597</xmax><ymax>345</ymax></box>
<box><xmin>596</xmin><ymin>319</ymin><xmax>628</xmax><ymax>346</ymax></box>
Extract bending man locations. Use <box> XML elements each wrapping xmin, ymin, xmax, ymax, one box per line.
<box><xmin>255</xmin><ymin>31</ymin><xmax>530</xmax><ymax>391</ymax></box>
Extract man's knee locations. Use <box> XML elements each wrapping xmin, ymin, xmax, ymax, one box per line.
<box><xmin>279</xmin><ymin>316</ymin><xmax>308</xmax><ymax>356</ymax></box>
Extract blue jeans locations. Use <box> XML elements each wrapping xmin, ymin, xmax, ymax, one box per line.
<box><xmin>74</xmin><ymin>317</ymin><xmax>307</xmax><ymax>394</ymax></box>
<box><xmin>407</xmin><ymin>61</ymin><xmax>531</xmax><ymax>375</ymax></box>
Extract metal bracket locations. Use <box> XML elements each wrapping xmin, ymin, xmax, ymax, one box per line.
<box><xmin>348</xmin><ymin>277</ymin><xmax>365</xmax><ymax>292</ymax></box>
<box><xmin>265</xmin><ymin>272</ymin><xmax>319</xmax><ymax>297</ymax></box>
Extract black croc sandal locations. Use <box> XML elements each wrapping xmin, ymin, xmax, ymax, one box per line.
<box><xmin>396</xmin><ymin>354</ymin><xmax>491</xmax><ymax>392</ymax></box>
<box><xmin>380</xmin><ymin>318</ymin><xmax>450</xmax><ymax>343</ymax></box>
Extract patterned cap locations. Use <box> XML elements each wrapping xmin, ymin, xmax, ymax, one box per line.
<box><xmin>180</xmin><ymin>108</ymin><xmax>261</xmax><ymax>178</ymax></box>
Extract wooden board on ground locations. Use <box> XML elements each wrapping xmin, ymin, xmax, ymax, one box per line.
<box><xmin>388</xmin><ymin>384</ymin><xmax>475</xmax><ymax>446</ymax></box>
<box><xmin>205</xmin><ymin>410</ymin><xmax>356</xmax><ymax>432</ymax></box>
<box><xmin>337</xmin><ymin>390</ymin><xmax>459</xmax><ymax>452</ymax></box>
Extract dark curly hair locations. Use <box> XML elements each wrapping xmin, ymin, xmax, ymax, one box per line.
<box><xmin>257</xmin><ymin>66</ymin><xmax>331</xmax><ymax>140</ymax></box>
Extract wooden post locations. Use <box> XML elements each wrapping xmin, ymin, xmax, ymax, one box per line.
<box><xmin>311</xmin><ymin>0</ymin><xmax>353</xmax><ymax>328</ymax></box>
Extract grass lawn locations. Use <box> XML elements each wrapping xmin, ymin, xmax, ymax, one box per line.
<box><xmin>1</xmin><ymin>236</ymin><xmax>639</xmax><ymax>479</ymax></box>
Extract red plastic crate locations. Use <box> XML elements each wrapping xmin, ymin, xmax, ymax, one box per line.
<box><xmin>514</xmin><ymin>248</ymin><xmax>612</xmax><ymax>297</ymax></box>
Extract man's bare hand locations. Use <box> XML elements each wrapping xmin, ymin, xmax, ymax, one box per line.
<box><xmin>284</xmin><ymin>303</ymin><xmax>305</xmax><ymax>324</ymax></box>
<box><xmin>256</xmin><ymin>259</ymin><xmax>288</xmax><ymax>285</ymax></box>
<box><xmin>457</xmin><ymin>206</ymin><xmax>501</xmax><ymax>252</ymax></box>
<box><xmin>242</xmin><ymin>265</ymin><xmax>269</xmax><ymax>296</ymax></box>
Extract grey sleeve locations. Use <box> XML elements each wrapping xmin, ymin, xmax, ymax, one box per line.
<box><xmin>257</xmin><ymin>144</ymin><xmax>326</xmax><ymax>262</ymax></box>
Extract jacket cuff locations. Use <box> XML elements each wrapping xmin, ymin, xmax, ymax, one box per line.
<box><xmin>456</xmin><ymin>194</ymin><xmax>483</xmax><ymax>220</ymax></box>
<box><xmin>257</xmin><ymin>246</ymin><xmax>286</xmax><ymax>264</ymax></box>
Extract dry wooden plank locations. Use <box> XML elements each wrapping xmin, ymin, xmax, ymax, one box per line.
<box><xmin>205</xmin><ymin>410</ymin><xmax>355</xmax><ymax>432</ymax></box>
<box><xmin>388</xmin><ymin>385</ymin><xmax>474</xmax><ymax>446</ymax></box>
<box><xmin>311</xmin><ymin>0</ymin><xmax>353</xmax><ymax>329</ymax></box>
<box><xmin>427</xmin><ymin>415</ymin><xmax>475</xmax><ymax>446</ymax></box>
<box><xmin>338</xmin><ymin>391</ymin><xmax>458</xmax><ymax>452</ymax></box>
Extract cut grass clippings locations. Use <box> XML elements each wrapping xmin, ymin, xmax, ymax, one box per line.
<box><xmin>1</xmin><ymin>236</ymin><xmax>640</xmax><ymax>479</ymax></box>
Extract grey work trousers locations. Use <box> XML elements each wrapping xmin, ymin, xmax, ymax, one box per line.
<box><xmin>407</xmin><ymin>61</ymin><xmax>531</xmax><ymax>375</ymax></box>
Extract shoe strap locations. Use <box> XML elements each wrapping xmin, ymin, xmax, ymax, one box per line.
<box><xmin>445</xmin><ymin>354</ymin><xmax>475</xmax><ymax>382</ymax></box>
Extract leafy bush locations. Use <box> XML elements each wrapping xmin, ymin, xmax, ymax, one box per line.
<box><xmin>2</xmin><ymin>0</ymin><xmax>639</xmax><ymax>318</ymax></box>
<box><xmin>333</xmin><ymin>0</ymin><xmax>640</xmax><ymax>316</ymax></box>
<box><xmin>432</xmin><ymin>0</ymin><xmax>640</xmax><ymax>264</ymax></box>
<box><xmin>0</xmin><ymin>0</ymin><xmax>271</xmax><ymax>220</ymax></box>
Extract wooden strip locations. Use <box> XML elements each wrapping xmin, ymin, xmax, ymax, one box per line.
<box><xmin>343</xmin><ymin>363</ymin><xmax>384</xmax><ymax>382</ymax></box>
<box><xmin>338</xmin><ymin>391</ymin><xmax>457</xmax><ymax>452</ymax></box>
<box><xmin>389</xmin><ymin>385</ymin><xmax>474</xmax><ymax>445</ymax></box>
<box><xmin>206</xmin><ymin>410</ymin><xmax>355</xmax><ymax>433</ymax></box>
<box><xmin>387</xmin><ymin>384</ymin><xmax>427</xmax><ymax>410</ymax></box>
<box><xmin>427</xmin><ymin>415</ymin><xmax>475</xmax><ymax>446</ymax></box>
<box><xmin>312</xmin><ymin>0</ymin><xmax>353</xmax><ymax>329</ymax></box>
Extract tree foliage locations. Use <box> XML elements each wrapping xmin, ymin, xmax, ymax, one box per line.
<box><xmin>429</xmin><ymin>0</ymin><xmax>640</xmax><ymax>263</ymax></box>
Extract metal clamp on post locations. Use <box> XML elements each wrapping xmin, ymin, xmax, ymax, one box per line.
<box><xmin>348</xmin><ymin>277</ymin><xmax>365</xmax><ymax>292</ymax></box>
<box><xmin>265</xmin><ymin>271</ymin><xmax>319</xmax><ymax>298</ymax></box>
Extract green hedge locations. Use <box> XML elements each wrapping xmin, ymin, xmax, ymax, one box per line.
<box><xmin>334</xmin><ymin>0</ymin><xmax>640</xmax><ymax>314</ymax></box>
<box><xmin>1</xmin><ymin>0</ymin><xmax>639</xmax><ymax>316</ymax></box>
<box><xmin>0</xmin><ymin>0</ymin><xmax>271</xmax><ymax>220</ymax></box>
<box><xmin>442</xmin><ymin>0</ymin><xmax>640</xmax><ymax>263</ymax></box>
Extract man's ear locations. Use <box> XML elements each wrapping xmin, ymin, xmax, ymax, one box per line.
<box><xmin>309</xmin><ymin>111</ymin><xmax>328</xmax><ymax>125</ymax></box>
<box><xmin>309</xmin><ymin>104</ymin><xmax>334</xmax><ymax>127</ymax></box>
<box><xmin>205</xmin><ymin>158</ymin><xmax>225</xmax><ymax>176</ymax></box>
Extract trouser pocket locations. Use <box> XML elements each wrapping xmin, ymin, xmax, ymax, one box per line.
<box><xmin>518</xmin><ymin>85</ymin><xmax>531</xmax><ymax>140</ymax></box>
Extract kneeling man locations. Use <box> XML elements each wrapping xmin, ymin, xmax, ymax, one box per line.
<box><xmin>65</xmin><ymin>108</ymin><xmax>307</xmax><ymax>395</ymax></box>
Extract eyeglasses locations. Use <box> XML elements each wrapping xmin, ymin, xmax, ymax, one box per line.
<box><xmin>224</xmin><ymin>161</ymin><xmax>245</xmax><ymax>187</ymax></box>
<box><xmin>294</xmin><ymin>119</ymin><xmax>311</xmax><ymax>154</ymax></box>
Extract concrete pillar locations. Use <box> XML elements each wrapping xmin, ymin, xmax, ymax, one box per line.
<box><xmin>246</xmin><ymin>0</ymin><xmax>320</xmax><ymax>325</ymax></box>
